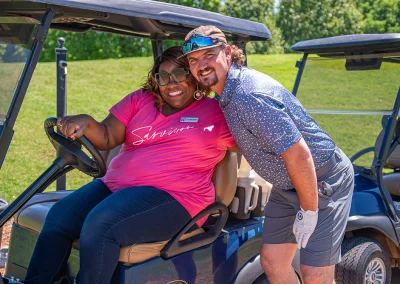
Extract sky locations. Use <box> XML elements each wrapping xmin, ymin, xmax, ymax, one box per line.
<box><xmin>274</xmin><ymin>0</ymin><xmax>280</xmax><ymax>13</ymax></box>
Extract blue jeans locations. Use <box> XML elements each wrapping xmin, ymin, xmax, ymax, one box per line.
<box><xmin>25</xmin><ymin>179</ymin><xmax>192</xmax><ymax>284</ymax></box>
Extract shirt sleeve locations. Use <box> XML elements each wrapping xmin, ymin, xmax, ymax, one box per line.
<box><xmin>237</xmin><ymin>90</ymin><xmax>302</xmax><ymax>155</ymax></box>
<box><xmin>109</xmin><ymin>89</ymin><xmax>142</xmax><ymax>126</ymax></box>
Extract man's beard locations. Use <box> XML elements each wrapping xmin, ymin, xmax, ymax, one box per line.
<box><xmin>199</xmin><ymin>78</ymin><xmax>218</xmax><ymax>90</ymax></box>
<box><xmin>198</xmin><ymin>69</ymin><xmax>218</xmax><ymax>88</ymax></box>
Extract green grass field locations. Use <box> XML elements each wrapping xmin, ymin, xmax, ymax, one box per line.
<box><xmin>0</xmin><ymin>53</ymin><xmax>398</xmax><ymax>202</ymax></box>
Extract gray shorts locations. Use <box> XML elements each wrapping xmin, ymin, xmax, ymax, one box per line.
<box><xmin>262</xmin><ymin>147</ymin><xmax>354</xmax><ymax>267</ymax></box>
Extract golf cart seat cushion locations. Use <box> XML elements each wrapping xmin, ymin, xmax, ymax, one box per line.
<box><xmin>15</xmin><ymin>150</ymin><xmax>237</xmax><ymax>264</ymax></box>
<box><xmin>375</xmin><ymin>130</ymin><xmax>400</xmax><ymax>169</ymax></box>
<box><xmin>382</xmin><ymin>173</ymin><xmax>400</xmax><ymax>196</ymax></box>
<box><xmin>16</xmin><ymin>201</ymin><xmax>204</xmax><ymax>263</ymax></box>
<box><xmin>213</xmin><ymin>150</ymin><xmax>238</xmax><ymax>206</ymax></box>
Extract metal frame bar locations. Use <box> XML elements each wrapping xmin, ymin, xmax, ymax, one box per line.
<box><xmin>292</xmin><ymin>53</ymin><xmax>308</xmax><ymax>96</ymax></box>
<box><xmin>56</xmin><ymin>37</ymin><xmax>68</xmax><ymax>190</ymax></box>
<box><xmin>0</xmin><ymin>8</ymin><xmax>57</xmax><ymax>170</ymax></box>
<box><xmin>151</xmin><ymin>39</ymin><xmax>164</xmax><ymax>61</ymax></box>
<box><xmin>7</xmin><ymin>8</ymin><xmax>57</xmax><ymax>128</ymax></box>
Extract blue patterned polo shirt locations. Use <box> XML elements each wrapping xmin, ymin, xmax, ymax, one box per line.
<box><xmin>216</xmin><ymin>63</ymin><xmax>335</xmax><ymax>189</ymax></box>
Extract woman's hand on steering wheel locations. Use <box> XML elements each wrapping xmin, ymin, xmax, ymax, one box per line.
<box><xmin>57</xmin><ymin>114</ymin><xmax>91</xmax><ymax>140</ymax></box>
<box><xmin>45</xmin><ymin>117</ymin><xmax>107</xmax><ymax>178</ymax></box>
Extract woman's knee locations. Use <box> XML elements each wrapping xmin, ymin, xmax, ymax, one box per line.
<box><xmin>79</xmin><ymin>208</ymin><xmax>116</xmax><ymax>243</ymax></box>
<box><xmin>79</xmin><ymin>220</ymin><xmax>118</xmax><ymax>256</ymax></box>
<box><xmin>44</xmin><ymin>196</ymin><xmax>87</xmax><ymax>238</ymax></box>
<box><xmin>45</xmin><ymin>198</ymin><xmax>72</xmax><ymax>225</ymax></box>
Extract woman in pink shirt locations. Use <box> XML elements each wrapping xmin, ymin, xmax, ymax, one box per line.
<box><xmin>24</xmin><ymin>46</ymin><xmax>236</xmax><ymax>284</ymax></box>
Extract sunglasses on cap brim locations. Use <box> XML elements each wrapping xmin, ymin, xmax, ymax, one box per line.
<box><xmin>181</xmin><ymin>36</ymin><xmax>224</xmax><ymax>54</ymax></box>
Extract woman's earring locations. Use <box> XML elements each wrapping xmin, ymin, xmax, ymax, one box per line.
<box><xmin>193</xmin><ymin>85</ymin><xmax>204</xmax><ymax>100</ymax></box>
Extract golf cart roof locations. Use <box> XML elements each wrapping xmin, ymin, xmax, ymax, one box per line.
<box><xmin>0</xmin><ymin>0</ymin><xmax>272</xmax><ymax>170</ymax></box>
<box><xmin>0</xmin><ymin>0</ymin><xmax>272</xmax><ymax>41</ymax></box>
<box><xmin>290</xmin><ymin>34</ymin><xmax>400</xmax><ymax>54</ymax></box>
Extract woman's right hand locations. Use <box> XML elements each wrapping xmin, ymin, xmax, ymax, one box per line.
<box><xmin>57</xmin><ymin>114</ymin><xmax>93</xmax><ymax>140</ymax></box>
<box><xmin>57</xmin><ymin>113</ymin><xmax>125</xmax><ymax>151</ymax></box>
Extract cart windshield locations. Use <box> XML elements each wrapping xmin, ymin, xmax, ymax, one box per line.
<box><xmin>296</xmin><ymin>54</ymin><xmax>400</xmax><ymax>166</ymax></box>
<box><xmin>0</xmin><ymin>23</ymin><xmax>36</xmax><ymax>121</ymax></box>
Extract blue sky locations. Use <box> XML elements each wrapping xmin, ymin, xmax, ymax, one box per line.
<box><xmin>274</xmin><ymin>0</ymin><xmax>280</xmax><ymax>12</ymax></box>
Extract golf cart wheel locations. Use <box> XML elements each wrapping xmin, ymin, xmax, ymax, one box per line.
<box><xmin>335</xmin><ymin>237</ymin><xmax>391</xmax><ymax>284</ymax></box>
<box><xmin>252</xmin><ymin>273</ymin><xmax>269</xmax><ymax>284</ymax></box>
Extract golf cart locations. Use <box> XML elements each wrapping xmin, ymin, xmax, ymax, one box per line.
<box><xmin>291</xmin><ymin>34</ymin><xmax>400</xmax><ymax>284</ymax></box>
<box><xmin>0</xmin><ymin>0</ymin><xmax>282</xmax><ymax>283</ymax></box>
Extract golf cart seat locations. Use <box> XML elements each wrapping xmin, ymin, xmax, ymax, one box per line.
<box><xmin>375</xmin><ymin>130</ymin><xmax>400</xmax><ymax>196</ymax></box>
<box><xmin>14</xmin><ymin>148</ymin><xmax>238</xmax><ymax>264</ymax></box>
<box><xmin>351</xmin><ymin>115</ymin><xmax>400</xmax><ymax>196</ymax></box>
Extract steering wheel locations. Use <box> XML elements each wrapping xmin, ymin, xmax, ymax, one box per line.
<box><xmin>44</xmin><ymin>117</ymin><xmax>107</xmax><ymax>178</ymax></box>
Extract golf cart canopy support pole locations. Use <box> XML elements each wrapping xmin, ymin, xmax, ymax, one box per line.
<box><xmin>152</xmin><ymin>39</ymin><xmax>164</xmax><ymax>61</ymax></box>
<box><xmin>0</xmin><ymin>8</ymin><xmax>57</xmax><ymax>170</ymax></box>
<box><xmin>292</xmin><ymin>53</ymin><xmax>308</xmax><ymax>97</ymax></box>
<box><xmin>56</xmin><ymin>37</ymin><xmax>68</xmax><ymax>190</ymax></box>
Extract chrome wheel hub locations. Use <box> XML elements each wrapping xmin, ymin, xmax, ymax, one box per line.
<box><xmin>365</xmin><ymin>257</ymin><xmax>386</xmax><ymax>284</ymax></box>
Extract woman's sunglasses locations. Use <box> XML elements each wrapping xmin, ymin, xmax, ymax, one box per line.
<box><xmin>155</xmin><ymin>68</ymin><xmax>190</xmax><ymax>86</ymax></box>
<box><xmin>181</xmin><ymin>36</ymin><xmax>223</xmax><ymax>54</ymax></box>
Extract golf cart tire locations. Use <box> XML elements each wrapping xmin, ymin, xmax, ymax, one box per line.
<box><xmin>335</xmin><ymin>237</ymin><xmax>391</xmax><ymax>284</ymax></box>
<box><xmin>252</xmin><ymin>273</ymin><xmax>269</xmax><ymax>284</ymax></box>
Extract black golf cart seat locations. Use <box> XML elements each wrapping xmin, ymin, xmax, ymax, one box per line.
<box><xmin>350</xmin><ymin>115</ymin><xmax>400</xmax><ymax>196</ymax></box>
<box><xmin>13</xmin><ymin>148</ymin><xmax>238</xmax><ymax>264</ymax></box>
<box><xmin>375</xmin><ymin>123</ymin><xmax>400</xmax><ymax>196</ymax></box>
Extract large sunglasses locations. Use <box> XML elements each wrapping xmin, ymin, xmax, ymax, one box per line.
<box><xmin>155</xmin><ymin>68</ymin><xmax>190</xmax><ymax>86</ymax></box>
<box><xmin>181</xmin><ymin>36</ymin><xmax>223</xmax><ymax>54</ymax></box>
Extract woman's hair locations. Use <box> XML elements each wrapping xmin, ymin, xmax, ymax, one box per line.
<box><xmin>142</xmin><ymin>46</ymin><xmax>194</xmax><ymax>108</ymax></box>
<box><xmin>231</xmin><ymin>45</ymin><xmax>246</xmax><ymax>66</ymax></box>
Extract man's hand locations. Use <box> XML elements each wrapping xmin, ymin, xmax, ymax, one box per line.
<box><xmin>293</xmin><ymin>208</ymin><xmax>318</xmax><ymax>249</ymax></box>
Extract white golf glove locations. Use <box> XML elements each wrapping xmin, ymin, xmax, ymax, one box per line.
<box><xmin>293</xmin><ymin>207</ymin><xmax>319</xmax><ymax>249</ymax></box>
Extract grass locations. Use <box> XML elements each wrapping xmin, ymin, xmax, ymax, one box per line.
<box><xmin>0</xmin><ymin>53</ymin><xmax>398</xmax><ymax>202</ymax></box>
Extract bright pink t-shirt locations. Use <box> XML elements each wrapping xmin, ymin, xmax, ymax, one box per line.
<box><xmin>100</xmin><ymin>89</ymin><xmax>235</xmax><ymax>226</ymax></box>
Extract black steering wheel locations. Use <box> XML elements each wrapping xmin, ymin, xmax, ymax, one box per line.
<box><xmin>44</xmin><ymin>117</ymin><xmax>107</xmax><ymax>178</ymax></box>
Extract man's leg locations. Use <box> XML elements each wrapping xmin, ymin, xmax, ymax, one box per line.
<box><xmin>300</xmin><ymin>264</ymin><xmax>335</xmax><ymax>284</ymax></box>
<box><xmin>261</xmin><ymin>148</ymin><xmax>354</xmax><ymax>284</ymax></box>
<box><xmin>299</xmin><ymin>147</ymin><xmax>354</xmax><ymax>284</ymax></box>
<box><xmin>261</xmin><ymin>243</ymin><xmax>298</xmax><ymax>284</ymax></box>
<box><xmin>261</xmin><ymin>187</ymin><xmax>300</xmax><ymax>284</ymax></box>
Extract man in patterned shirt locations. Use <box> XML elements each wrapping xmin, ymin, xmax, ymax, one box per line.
<box><xmin>181</xmin><ymin>26</ymin><xmax>354</xmax><ymax>283</ymax></box>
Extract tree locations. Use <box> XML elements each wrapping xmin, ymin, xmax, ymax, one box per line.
<box><xmin>157</xmin><ymin>0</ymin><xmax>222</xmax><ymax>49</ymax></box>
<box><xmin>355</xmin><ymin>0</ymin><xmax>400</xmax><ymax>33</ymax></box>
<box><xmin>277</xmin><ymin>0</ymin><xmax>364</xmax><ymax>52</ymax></box>
<box><xmin>222</xmin><ymin>0</ymin><xmax>284</xmax><ymax>54</ymax></box>
<box><xmin>39</xmin><ymin>30</ymin><xmax>153</xmax><ymax>62</ymax></box>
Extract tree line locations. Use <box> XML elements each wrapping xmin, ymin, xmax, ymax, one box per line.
<box><xmin>35</xmin><ymin>0</ymin><xmax>400</xmax><ymax>61</ymax></box>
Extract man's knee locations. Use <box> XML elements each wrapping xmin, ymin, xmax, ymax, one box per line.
<box><xmin>261</xmin><ymin>244</ymin><xmax>296</xmax><ymax>272</ymax></box>
<box><xmin>301</xmin><ymin>264</ymin><xmax>335</xmax><ymax>284</ymax></box>
<box><xmin>260</xmin><ymin>245</ymin><xmax>277</xmax><ymax>271</ymax></box>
